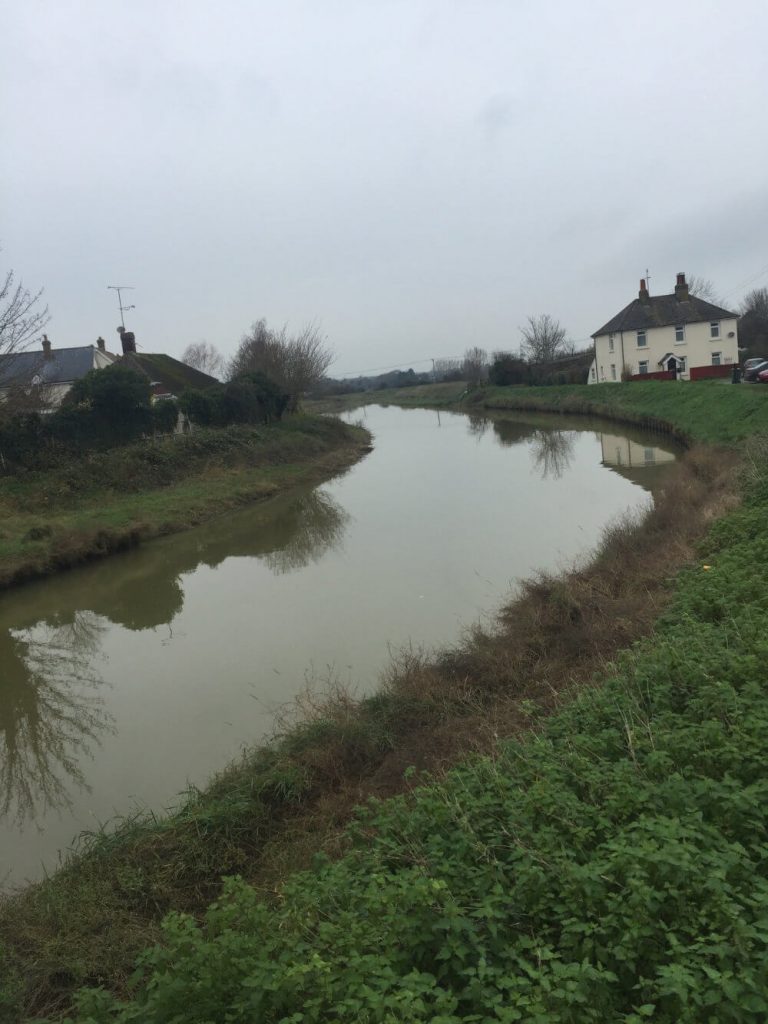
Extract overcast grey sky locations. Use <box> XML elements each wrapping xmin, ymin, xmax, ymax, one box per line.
<box><xmin>3</xmin><ymin>0</ymin><xmax>768</xmax><ymax>375</ymax></box>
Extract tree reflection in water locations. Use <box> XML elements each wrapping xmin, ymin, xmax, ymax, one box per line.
<box><xmin>0</xmin><ymin>487</ymin><xmax>350</xmax><ymax>826</ymax></box>
<box><xmin>529</xmin><ymin>429</ymin><xmax>577</xmax><ymax>480</ymax></box>
<box><xmin>0</xmin><ymin>612</ymin><xmax>113</xmax><ymax>826</ymax></box>
<box><xmin>262</xmin><ymin>490</ymin><xmax>351</xmax><ymax>574</ymax></box>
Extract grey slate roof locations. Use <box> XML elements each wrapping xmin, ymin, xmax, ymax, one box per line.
<box><xmin>592</xmin><ymin>294</ymin><xmax>738</xmax><ymax>338</ymax></box>
<box><xmin>0</xmin><ymin>346</ymin><xmax>104</xmax><ymax>388</ymax></box>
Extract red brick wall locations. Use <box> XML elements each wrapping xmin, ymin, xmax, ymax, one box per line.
<box><xmin>689</xmin><ymin>364</ymin><xmax>732</xmax><ymax>380</ymax></box>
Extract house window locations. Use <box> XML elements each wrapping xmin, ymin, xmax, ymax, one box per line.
<box><xmin>600</xmin><ymin>365</ymin><xmax>604</xmax><ymax>380</ymax></box>
<box><xmin>679</xmin><ymin>357</ymin><xmax>687</xmax><ymax>373</ymax></box>
<box><xmin>710</xmin><ymin>321</ymin><xmax>720</xmax><ymax>338</ymax></box>
<box><xmin>637</xmin><ymin>329</ymin><xmax>647</xmax><ymax>348</ymax></box>
<box><xmin>712</xmin><ymin>352</ymin><xmax>722</xmax><ymax>366</ymax></box>
<box><xmin>608</xmin><ymin>333</ymin><xmax>615</xmax><ymax>353</ymax></box>
<box><xmin>590</xmin><ymin>366</ymin><xmax>596</xmax><ymax>381</ymax></box>
<box><xmin>644</xmin><ymin>448</ymin><xmax>655</xmax><ymax>464</ymax></box>
<box><xmin>610</xmin><ymin>364</ymin><xmax>617</xmax><ymax>380</ymax></box>
<box><xmin>675</xmin><ymin>324</ymin><xmax>685</xmax><ymax>343</ymax></box>
<box><xmin>638</xmin><ymin>360</ymin><xmax>649</xmax><ymax>375</ymax></box>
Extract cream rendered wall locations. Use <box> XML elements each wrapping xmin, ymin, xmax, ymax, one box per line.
<box><xmin>591</xmin><ymin>317</ymin><xmax>739</xmax><ymax>382</ymax></box>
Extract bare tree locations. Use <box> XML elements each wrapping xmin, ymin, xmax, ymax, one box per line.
<box><xmin>181</xmin><ymin>341</ymin><xmax>225</xmax><ymax>379</ymax></box>
<box><xmin>433</xmin><ymin>358</ymin><xmax>463</xmax><ymax>382</ymax></box>
<box><xmin>0</xmin><ymin>261</ymin><xmax>49</xmax><ymax>359</ymax></box>
<box><xmin>462</xmin><ymin>346</ymin><xmax>487</xmax><ymax>385</ymax></box>
<box><xmin>687</xmin><ymin>275</ymin><xmax>723</xmax><ymax>305</ymax></box>
<box><xmin>741</xmin><ymin>286</ymin><xmax>768</xmax><ymax>319</ymax></box>
<box><xmin>520</xmin><ymin>314</ymin><xmax>572</xmax><ymax>363</ymax></box>
<box><xmin>0</xmin><ymin>261</ymin><xmax>50</xmax><ymax>415</ymax></box>
<box><xmin>229</xmin><ymin>319</ymin><xmax>334</xmax><ymax>410</ymax></box>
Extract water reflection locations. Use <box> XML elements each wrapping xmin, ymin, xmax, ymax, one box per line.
<box><xmin>0</xmin><ymin>488</ymin><xmax>349</xmax><ymax>826</ymax></box>
<box><xmin>529</xmin><ymin>430</ymin><xmax>577</xmax><ymax>480</ymax></box>
<box><xmin>471</xmin><ymin>416</ymin><xmax>578</xmax><ymax>480</ymax></box>
<box><xmin>598</xmin><ymin>433</ymin><xmax>677</xmax><ymax>492</ymax></box>
<box><xmin>0</xmin><ymin>613</ymin><xmax>113</xmax><ymax>826</ymax></box>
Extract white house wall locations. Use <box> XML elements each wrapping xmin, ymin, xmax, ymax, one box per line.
<box><xmin>589</xmin><ymin>317</ymin><xmax>739</xmax><ymax>383</ymax></box>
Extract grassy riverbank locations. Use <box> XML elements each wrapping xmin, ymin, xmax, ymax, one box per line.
<box><xmin>313</xmin><ymin>379</ymin><xmax>768</xmax><ymax>446</ymax></box>
<box><xmin>1</xmin><ymin>385</ymin><xmax>763</xmax><ymax>1021</ymax></box>
<box><xmin>62</xmin><ymin>437</ymin><xmax>768</xmax><ymax>1023</ymax></box>
<box><xmin>0</xmin><ymin>415</ymin><xmax>370</xmax><ymax>590</ymax></box>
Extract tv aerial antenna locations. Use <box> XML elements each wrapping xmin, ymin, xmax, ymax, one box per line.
<box><xmin>107</xmin><ymin>285</ymin><xmax>136</xmax><ymax>329</ymax></box>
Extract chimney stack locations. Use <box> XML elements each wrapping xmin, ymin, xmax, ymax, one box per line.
<box><xmin>117</xmin><ymin>325</ymin><xmax>136</xmax><ymax>354</ymax></box>
<box><xmin>638</xmin><ymin>278</ymin><xmax>650</xmax><ymax>304</ymax></box>
<box><xmin>42</xmin><ymin>334</ymin><xmax>53</xmax><ymax>360</ymax></box>
<box><xmin>96</xmin><ymin>336</ymin><xmax>106</xmax><ymax>352</ymax></box>
<box><xmin>674</xmin><ymin>272</ymin><xmax>689</xmax><ymax>302</ymax></box>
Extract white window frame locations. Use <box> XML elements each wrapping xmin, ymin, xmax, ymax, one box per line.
<box><xmin>712</xmin><ymin>351</ymin><xmax>722</xmax><ymax>366</ymax></box>
<box><xmin>591</xmin><ymin>366</ymin><xmax>596</xmax><ymax>381</ymax></box>
<box><xmin>710</xmin><ymin>321</ymin><xmax>720</xmax><ymax>339</ymax></box>
<box><xmin>679</xmin><ymin>356</ymin><xmax>687</xmax><ymax>374</ymax></box>
<box><xmin>637</xmin><ymin>329</ymin><xmax>647</xmax><ymax>348</ymax></box>
<box><xmin>610</xmin><ymin>364</ymin><xmax>617</xmax><ymax>380</ymax></box>
<box><xmin>608</xmin><ymin>333</ymin><xmax>615</xmax><ymax>353</ymax></box>
<box><xmin>638</xmin><ymin>360</ymin><xmax>649</xmax><ymax>375</ymax></box>
<box><xmin>675</xmin><ymin>324</ymin><xmax>685</xmax><ymax>343</ymax></box>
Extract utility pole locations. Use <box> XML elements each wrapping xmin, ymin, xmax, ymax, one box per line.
<box><xmin>107</xmin><ymin>285</ymin><xmax>136</xmax><ymax>329</ymax></box>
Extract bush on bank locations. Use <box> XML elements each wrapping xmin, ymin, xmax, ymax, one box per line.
<box><xmin>57</xmin><ymin>440</ymin><xmax>768</xmax><ymax>1023</ymax></box>
<box><xmin>0</xmin><ymin>367</ymin><xmax>289</xmax><ymax>474</ymax></box>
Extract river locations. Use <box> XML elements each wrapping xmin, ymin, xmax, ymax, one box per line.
<box><xmin>0</xmin><ymin>405</ymin><xmax>681</xmax><ymax>887</ymax></box>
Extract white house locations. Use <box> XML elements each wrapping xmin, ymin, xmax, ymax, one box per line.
<box><xmin>587</xmin><ymin>273</ymin><xmax>739</xmax><ymax>384</ymax></box>
<box><xmin>0</xmin><ymin>335</ymin><xmax>117</xmax><ymax>409</ymax></box>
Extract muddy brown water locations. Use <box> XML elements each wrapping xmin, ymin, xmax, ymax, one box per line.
<box><xmin>0</xmin><ymin>405</ymin><xmax>682</xmax><ymax>887</ymax></box>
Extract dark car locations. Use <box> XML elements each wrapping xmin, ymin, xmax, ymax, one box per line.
<box><xmin>743</xmin><ymin>360</ymin><xmax>768</xmax><ymax>382</ymax></box>
<box><xmin>757</xmin><ymin>367</ymin><xmax>768</xmax><ymax>384</ymax></box>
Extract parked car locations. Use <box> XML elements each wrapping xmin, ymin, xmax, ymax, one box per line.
<box><xmin>743</xmin><ymin>360</ymin><xmax>768</xmax><ymax>382</ymax></box>
<box><xmin>744</xmin><ymin>357</ymin><xmax>767</xmax><ymax>372</ymax></box>
<box><xmin>757</xmin><ymin>367</ymin><xmax>768</xmax><ymax>384</ymax></box>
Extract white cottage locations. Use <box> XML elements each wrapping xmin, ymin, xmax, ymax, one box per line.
<box><xmin>587</xmin><ymin>273</ymin><xmax>739</xmax><ymax>384</ymax></box>
<box><xmin>0</xmin><ymin>335</ymin><xmax>117</xmax><ymax>409</ymax></box>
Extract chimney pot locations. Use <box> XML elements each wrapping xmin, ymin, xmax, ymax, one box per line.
<box><xmin>638</xmin><ymin>278</ymin><xmax>650</xmax><ymax>303</ymax></box>
<box><xmin>674</xmin><ymin>272</ymin><xmax>690</xmax><ymax>302</ymax></box>
<box><xmin>42</xmin><ymin>334</ymin><xmax>53</xmax><ymax>359</ymax></box>
<box><xmin>96</xmin><ymin>336</ymin><xmax>106</xmax><ymax>352</ymax></box>
<box><xmin>117</xmin><ymin>326</ymin><xmax>136</xmax><ymax>354</ymax></box>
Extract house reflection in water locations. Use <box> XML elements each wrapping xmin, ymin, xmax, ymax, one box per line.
<box><xmin>599</xmin><ymin>433</ymin><xmax>678</xmax><ymax>493</ymax></box>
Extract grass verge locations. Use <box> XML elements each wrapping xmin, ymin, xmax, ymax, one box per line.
<box><xmin>0</xmin><ymin>428</ymin><xmax>743</xmax><ymax>1019</ymax></box>
<box><xmin>0</xmin><ymin>415</ymin><xmax>371</xmax><ymax>590</ymax></box>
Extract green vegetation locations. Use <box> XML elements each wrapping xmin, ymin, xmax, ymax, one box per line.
<box><xmin>0</xmin><ymin>415</ymin><xmax>369</xmax><ymax>589</ymax></box>
<box><xmin>22</xmin><ymin>436</ymin><xmax>766</xmax><ymax>1023</ymax></box>
<box><xmin>3</xmin><ymin>382</ymin><xmax>768</xmax><ymax>1022</ymax></box>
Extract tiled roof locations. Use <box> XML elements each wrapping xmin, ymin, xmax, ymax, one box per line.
<box><xmin>119</xmin><ymin>353</ymin><xmax>219</xmax><ymax>394</ymax></box>
<box><xmin>0</xmin><ymin>346</ymin><xmax>104</xmax><ymax>387</ymax></box>
<box><xmin>593</xmin><ymin>294</ymin><xmax>738</xmax><ymax>338</ymax></box>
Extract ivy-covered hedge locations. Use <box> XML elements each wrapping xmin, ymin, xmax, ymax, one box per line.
<box><xmin>64</xmin><ymin>448</ymin><xmax>768</xmax><ymax>1022</ymax></box>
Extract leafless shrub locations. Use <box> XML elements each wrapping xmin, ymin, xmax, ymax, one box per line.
<box><xmin>229</xmin><ymin>319</ymin><xmax>334</xmax><ymax>410</ymax></box>
<box><xmin>181</xmin><ymin>341</ymin><xmax>225</xmax><ymax>379</ymax></box>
